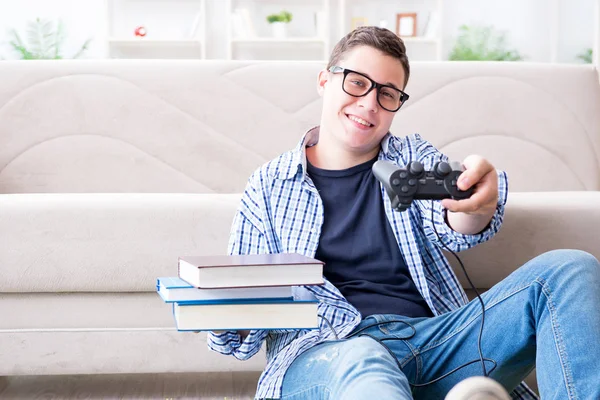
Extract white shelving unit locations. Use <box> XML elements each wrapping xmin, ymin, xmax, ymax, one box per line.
<box><xmin>104</xmin><ymin>0</ymin><xmax>444</xmax><ymax>61</ymax></box>
<box><xmin>338</xmin><ymin>0</ymin><xmax>443</xmax><ymax>61</ymax></box>
<box><xmin>225</xmin><ymin>0</ymin><xmax>331</xmax><ymax>61</ymax></box>
<box><xmin>106</xmin><ymin>0</ymin><xmax>206</xmax><ymax>59</ymax></box>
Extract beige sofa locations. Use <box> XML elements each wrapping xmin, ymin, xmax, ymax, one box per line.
<box><xmin>1</xmin><ymin>60</ymin><xmax>599</xmax><ymax>394</ymax></box>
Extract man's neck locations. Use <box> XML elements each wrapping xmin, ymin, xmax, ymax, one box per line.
<box><xmin>306</xmin><ymin>132</ymin><xmax>380</xmax><ymax>170</ymax></box>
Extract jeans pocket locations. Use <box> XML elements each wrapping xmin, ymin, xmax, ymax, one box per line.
<box><xmin>371</xmin><ymin>314</ymin><xmax>419</xmax><ymax>338</ymax></box>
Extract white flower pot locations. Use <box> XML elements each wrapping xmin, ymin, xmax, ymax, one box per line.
<box><xmin>271</xmin><ymin>22</ymin><xmax>287</xmax><ymax>39</ymax></box>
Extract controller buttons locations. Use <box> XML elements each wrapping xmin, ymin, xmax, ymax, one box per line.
<box><xmin>392</xmin><ymin>178</ymin><xmax>401</xmax><ymax>186</ymax></box>
<box><xmin>399</xmin><ymin>172</ymin><xmax>408</xmax><ymax>179</ymax></box>
<box><xmin>401</xmin><ymin>185</ymin><xmax>409</xmax><ymax>193</ymax></box>
<box><xmin>408</xmin><ymin>179</ymin><xmax>417</xmax><ymax>186</ymax></box>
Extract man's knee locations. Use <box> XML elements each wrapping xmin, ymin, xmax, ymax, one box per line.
<box><xmin>329</xmin><ymin>336</ymin><xmax>412</xmax><ymax>399</ymax></box>
<box><xmin>535</xmin><ymin>249</ymin><xmax>600</xmax><ymax>281</ymax></box>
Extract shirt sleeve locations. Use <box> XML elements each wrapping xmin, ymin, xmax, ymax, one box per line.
<box><xmin>410</xmin><ymin>134</ymin><xmax>509</xmax><ymax>252</ymax></box>
<box><xmin>206</xmin><ymin>172</ymin><xmax>271</xmax><ymax>359</ymax></box>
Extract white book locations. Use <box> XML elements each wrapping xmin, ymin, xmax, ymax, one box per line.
<box><xmin>178</xmin><ymin>253</ymin><xmax>324</xmax><ymax>289</ymax></box>
<box><xmin>173</xmin><ymin>300</ymin><xmax>319</xmax><ymax>331</ymax></box>
<box><xmin>156</xmin><ymin>277</ymin><xmax>293</xmax><ymax>303</ymax></box>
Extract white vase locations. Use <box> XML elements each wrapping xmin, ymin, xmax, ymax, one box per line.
<box><xmin>271</xmin><ymin>22</ymin><xmax>287</xmax><ymax>39</ymax></box>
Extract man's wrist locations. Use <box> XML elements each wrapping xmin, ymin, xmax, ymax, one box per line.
<box><xmin>444</xmin><ymin>208</ymin><xmax>495</xmax><ymax>235</ymax></box>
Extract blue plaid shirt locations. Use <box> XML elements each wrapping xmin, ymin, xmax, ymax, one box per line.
<box><xmin>207</xmin><ymin>127</ymin><xmax>537</xmax><ymax>399</ymax></box>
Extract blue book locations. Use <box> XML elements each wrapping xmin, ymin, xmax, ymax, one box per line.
<box><xmin>172</xmin><ymin>299</ymin><xmax>320</xmax><ymax>331</ymax></box>
<box><xmin>156</xmin><ymin>277</ymin><xmax>294</xmax><ymax>304</ymax></box>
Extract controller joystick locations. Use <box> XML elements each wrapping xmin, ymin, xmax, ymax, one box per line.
<box><xmin>372</xmin><ymin>159</ymin><xmax>474</xmax><ymax>212</ymax></box>
<box><xmin>409</xmin><ymin>161</ymin><xmax>424</xmax><ymax>177</ymax></box>
<box><xmin>433</xmin><ymin>161</ymin><xmax>452</xmax><ymax>179</ymax></box>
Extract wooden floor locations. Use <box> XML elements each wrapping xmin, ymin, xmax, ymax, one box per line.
<box><xmin>0</xmin><ymin>372</ymin><xmax>262</xmax><ymax>399</ymax></box>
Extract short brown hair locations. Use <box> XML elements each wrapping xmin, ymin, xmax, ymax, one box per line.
<box><xmin>327</xmin><ymin>26</ymin><xmax>410</xmax><ymax>87</ymax></box>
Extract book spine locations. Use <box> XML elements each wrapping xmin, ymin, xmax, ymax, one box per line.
<box><xmin>174</xmin><ymin>297</ymin><xmax>296</xmax><ymax>306</ymax></box>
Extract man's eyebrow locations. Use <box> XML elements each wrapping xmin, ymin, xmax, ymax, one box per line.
<box><xmin>360</xmin><ymin>70</ymin><xmax>401</xmax><ymax>90</ymax></box>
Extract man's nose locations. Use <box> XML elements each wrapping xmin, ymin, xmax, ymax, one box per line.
<box><xmin>357</xmin><ymin>88</ymin><xmax>379</xmax><ymax>112</ymax></box>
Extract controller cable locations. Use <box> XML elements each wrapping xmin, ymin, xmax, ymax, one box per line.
<box><xmin>318</xmin><ymin>200</ymin><xmax>496</xmax><ymax>388</ymax></box>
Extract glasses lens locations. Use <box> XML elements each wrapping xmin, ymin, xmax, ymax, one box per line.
<box><xmin>378</xmin><ymin>87</ymin><xmax>403</xmax><ymax>111</ymax></box>
<box><xmin>343</xmin><ymin>72</ymin><xmax>372</xmax><ymax>97</ymax></box>
<box><xmin>343</xmin><ymin>71</ymin><xmax>404</xmax><ymax>111</ymax></box>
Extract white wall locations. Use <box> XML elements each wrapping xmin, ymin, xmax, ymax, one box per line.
<box><xmin>0</xmin><ymin>0</ymin><xmax>596</xmax><ymax>62</ymax></box>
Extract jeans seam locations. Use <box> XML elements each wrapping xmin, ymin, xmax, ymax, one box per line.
<box><xmin>418</xmin><ymin>283</ymin><xmax>532</xmax><ymax>353</ymax></box>
<box><xmin>536</xmin><ymin>278</ymin><xmax>577</xmax><ymax>400</ymax></box>
<box><xmin>397</xmin><ymin>340</ymin><xmax>420</xmax><ymax>382</ymax></box>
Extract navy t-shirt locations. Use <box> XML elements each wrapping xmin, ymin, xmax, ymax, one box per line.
<box><xmin>307</xmin><ymin>155</ymin><xmax>433</xmax><ymax>319</ymax></box>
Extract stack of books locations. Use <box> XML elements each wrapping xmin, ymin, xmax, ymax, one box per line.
<box><xmin>157</xmin><ymin>253</ymin><xmax>324</xmax><ymax>331</ymax></box>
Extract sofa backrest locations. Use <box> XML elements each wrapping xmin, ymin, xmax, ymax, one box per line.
<box><xmin>1</xmin><ymin>60</ymin><xmax>599</xmax><ymax>193</ymax></box>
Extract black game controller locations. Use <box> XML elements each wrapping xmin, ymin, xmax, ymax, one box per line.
<box><xmin>372</xmin><ymin>160</ymin><xmax>474</xmax><ymax>212</ymax></box>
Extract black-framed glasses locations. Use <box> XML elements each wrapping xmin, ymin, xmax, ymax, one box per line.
<box><xmin>328</xmin><ymin>66</ymin><xmax>409</xmax><ymax>112</ymax></box>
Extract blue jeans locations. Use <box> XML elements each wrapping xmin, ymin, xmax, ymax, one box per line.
<box><xmin>280</xmin><ymin>250</ymin><xmax>600</xmax><ymax>400</ymax></box>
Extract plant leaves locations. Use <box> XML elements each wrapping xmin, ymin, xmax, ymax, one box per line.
<box><xmin>7</xmin><ymin>17</ymin><xmax>91</xmax><ymax>60</ymax></box>
<box><xmin>449</xmin><ymin>25</ymin><xmax>523</xmax><ymax>61</ymax></box>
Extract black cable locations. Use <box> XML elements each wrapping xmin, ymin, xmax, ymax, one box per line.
<box><xmin>320</xmin><ymin>316</ymin><xmax>496</xmax><ymax>387</ymax></box>
<box><xmin>430</xmin><ymin>202</ymin><xmax>489</xmax><ymax>377</ymax></box>
<box><xmin>313</xmin><ymin>200</ymin><xmax>497</xmax><ymax>388</ymax></box>
<box><xmin>319</xmin><ymin>314</ymin><xmax>340</xmax><ymax>340</ymax></box>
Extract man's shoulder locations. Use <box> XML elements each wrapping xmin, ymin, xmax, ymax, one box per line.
<box><xmin>385</xmin><ymin>132</ymin><xmax>437</xmax><ymax>162</ymax></box>
<box><xmin>247</xmin><ymin>150</ymin><xmax>299</xmax><ymax>187</ymax></box>
<box><xmin>388</xmin><ymin>132</ymin><xmax>429</xmax><ymax>148</ymax></box>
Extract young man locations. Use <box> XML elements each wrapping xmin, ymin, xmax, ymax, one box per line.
<box><xmin>207</xmin><ymin>27</ymin><xmax>600</xmax><ymax>400</ymax></box>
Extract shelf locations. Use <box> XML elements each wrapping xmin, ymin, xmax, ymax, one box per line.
<box><xmin>399</xmin><ymin>36</ymin><xmax>440</xmax><ymax>44</ymax></box>
<box><xmin>231</xmin><ymin>37</ymin><xmax>325</xmax><ymax>43</ymax></box>
<box><xmin>108</xmin><ymin>38</ymin><xmax>202</xmax><ymax>46</ymax></box>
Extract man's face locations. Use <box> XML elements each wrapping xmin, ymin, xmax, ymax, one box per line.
<box><xmin>318</xmin><ymin>45</ymin><xmax>407</xmax><ymax>156</ymax></box>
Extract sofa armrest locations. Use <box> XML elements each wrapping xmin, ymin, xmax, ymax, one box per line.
<box><xmin>448</xmin><ymin>191</ymin><xmax>600</xmax><ymax>290</ymax></box>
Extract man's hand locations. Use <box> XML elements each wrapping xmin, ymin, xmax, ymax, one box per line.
<box><xmin>202</xmin><ymin>330</ymin><xmax>251</xmax><ymax>341</ymax></box>
<box><xmin>441</xmin><ymin>155</ymin><xmax>499</xmax><ymax>235</ymax></box>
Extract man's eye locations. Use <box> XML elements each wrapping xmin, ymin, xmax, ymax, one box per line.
<box><xmin>350</xmin><ymin>80</ymin><xmax>365</xmax><ymax>87</ymax></box>
<box><xmin>381</xmin><ymin>90</ymin><xmax>397</xmax><ymax>99</ymax></box>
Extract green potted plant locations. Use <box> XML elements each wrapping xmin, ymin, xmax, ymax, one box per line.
<box><xmin>266</xmin><ymin>11</ymin><xmax>293</xmax><ymax>39</ymax></box>
<box><xmin>8</xmin><ymin>18</ymin><xmax>91</xmax><ymax>59</ymax></box>
<box><xmin>448</xmin><ymin>24</ymin><xmax>523</xmax><ymax>61</ymax></box>
<box><xmin>576</xmin><ymin>48</ymin><xmax>593</xmax><ymax>64</ymax></box>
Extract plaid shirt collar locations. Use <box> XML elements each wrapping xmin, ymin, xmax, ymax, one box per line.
<box><xmin>275</xmin><ymin>126</ymin><xmax>402</xmax><ymax>181</ymax></box>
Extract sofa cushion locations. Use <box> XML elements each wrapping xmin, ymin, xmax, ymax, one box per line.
<box><xmin>0</xmin><ymin>61</ymin><xmax>598</xmax><ymax>194</ymax></box>
<box><xmin>0</xmin><ymin>193</ymin><xmax>240</xmax><ymax>292</ymax></box>
<box><xmin>2</xmin><ymin>191</ymin><xmax>599</xmax><ymax>294</ymax></box>
<box><xmin>0</xmin><ymin>292</ymin><xmax>174</xmax><ymax>330</ymax></box>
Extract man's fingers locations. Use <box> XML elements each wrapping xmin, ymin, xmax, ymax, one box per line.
<box><xmin>441</xmin><ymin>188</ymin><xmax>491</xmax><ymax>213</ymax></box>
<box><xmin>458</xmin><ymin>167</ymin><xmax>483</xmax><ymax>191</ymax></box>
<box><xmin>441</xmin><ymin>197</ymin><xmax>479</xmax><ymax>213</ymax></box>
<box><xmin>459</xmin><ymin>155</ymin><xmax>494</xmax><ymax>191</ymax></box>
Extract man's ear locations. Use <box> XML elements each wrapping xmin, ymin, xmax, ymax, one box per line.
<box><xmin>317</xmin><ymin>69</ymin><xmax>329</xmax><ymax>96</ymax></box>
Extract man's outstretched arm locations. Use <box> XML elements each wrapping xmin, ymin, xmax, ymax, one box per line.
<box><xmin>442</xmin><ymin>155</ymin><xmax>499</xmax><ymax>235</ymax></box>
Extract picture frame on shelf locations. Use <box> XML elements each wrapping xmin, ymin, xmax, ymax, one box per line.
<box><xmin>396</xmin><ymin>13</ymin><xmax>417</xmax><ymax>37</ymax></box>
<box><xmin>351</xmin><ymin>17</ymin><xmax>368</xmax><ymax>30</ymax></box>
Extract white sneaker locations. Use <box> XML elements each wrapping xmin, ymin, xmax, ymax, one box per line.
<box><xmin>445</xmin><ymin>377</ymin><xmax>511</xmax><ymax>400</ymax></box>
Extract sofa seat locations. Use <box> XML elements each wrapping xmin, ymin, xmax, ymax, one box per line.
<box><xmin>0</xmin><ymin>292</ymin><xmax>268</xmax><ymax>376</ymax></box>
